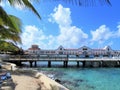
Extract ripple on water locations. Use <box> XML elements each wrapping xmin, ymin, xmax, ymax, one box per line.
<box><xmin>39</xmin><ymin>68</ymin><xmax>120</xmax><ymax>90</ymax></box>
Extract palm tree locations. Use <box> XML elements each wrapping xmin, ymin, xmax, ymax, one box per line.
<box><xmin>0</xmin><ymin>6</ymin><xmax>22</xmax><ymax>52</ymax></box>
<box><xmin>0</xmin><ymin>0</ymin><xmax>41</xmax><ymax>52</ymax></box>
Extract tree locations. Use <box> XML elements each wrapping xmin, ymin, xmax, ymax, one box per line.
<box><xmin>0</xmin><ymin>0</ymin><xmax>41</xmax><ymax>52</ymax></box>
<box><xmin>0</xmin><ymin>41</ymin><xmax>19</xmax><ymax>53</ymax></box>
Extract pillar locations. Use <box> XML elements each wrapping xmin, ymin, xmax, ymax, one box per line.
<box><xmin>63</xmin><ymin>61</ymin><xmax>66</xmax><ymax>67</ymax></box>
<box><xmin>63</xmin><ymin>61</ymin><xmax>68</xmax><ymax>67</ymax></box>
<box><xmin>48</xmin><ymin>61</ymin><xmax>51</xmax><ymax>67</ymax></box>
<box><xmin>82</xmin><ymin>61</ymin><xmax>86</xmax><ymax>67</ymax></box>
<box><xmin>119</xmin><ymin>61</ymin><xmax>120</xmax><ymax>67</ymax></box>
<box><xmin>16</xmin><ymin>61</ymin><xmax>22</xmax><ymax>66</ymax></box>
<box><xmin>99</xmin><ymin>61</ymin><xmax>103</xmax><ymax>67</ymax></box>
<box><xmin>29</xmin><ymin>61</ymin><xmax>33</xmax><ymax>67</ymax></box>
<box><xmin>66</xmin><ymin>61</ymin><xmax>68</xmax><ymax>67</ymax></box>
<box><xmin>34</xmin><ymin>61</ymin><xmax>37</xmax><ymax>67</ymax></box>
<box><xmin>77</xmin><ymin>61</ymin><xmax>79</xmax><ymax>67</ymax></box>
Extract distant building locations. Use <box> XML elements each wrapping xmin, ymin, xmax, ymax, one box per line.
<box><xmin>26</xmin><ymin>45</ymin><xmax>120</xmax><ymax>58</ymax></box>
<box><xmin>27</xmin><ymin>45</ymin><xmax>40</xmax><ymax>54</ymax></box>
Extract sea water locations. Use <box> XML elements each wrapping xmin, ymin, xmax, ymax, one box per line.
<box><xmin>22</xmin><ymin>62</ymin><xmax>120</xmax><ymax>90</ymax></box>
<box><xmin>39</xmin><ymin>67</ymin><xmax>120</xmax><ymax>90</ymax></box>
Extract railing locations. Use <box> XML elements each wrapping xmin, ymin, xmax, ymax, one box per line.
<box><xmin>2</xmin><ymin>54</ymin><xmax>120</xmax><ymax>62</ymax></box>
<box><xmin>69</xmin><ymin>57</ymin><xmax>120</xmax><ymax>61</ymax></box>
<box><xmin>2</xmin><ymin>54</ymin><xmax>68</xmax><ymax>61</ymax></box>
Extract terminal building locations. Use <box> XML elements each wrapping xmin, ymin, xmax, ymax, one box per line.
<box><xmin>26</xmin><ymin>45</ymin><xmax>120</xmax><ymax>58</ymax></box>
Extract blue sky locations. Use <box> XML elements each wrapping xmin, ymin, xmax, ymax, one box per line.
<box><xmin>1</xmin><ymin>0</ymin><xmax>120</xmax><ymax>50</ymax></box>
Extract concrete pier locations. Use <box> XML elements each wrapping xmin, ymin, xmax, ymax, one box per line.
<box><xmin>34</xmin><ymin>61</ymin><xmax>37</xmax><ymax>67</ymax></box>
<box><xmin>3</xmin><ymin>55</ymin><xmax>120</xmax><ymax>68</ymax></box>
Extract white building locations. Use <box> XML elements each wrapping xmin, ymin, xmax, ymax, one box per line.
<box><xmin>26</xmin><ymin>45</ymin><xmax>120</xmax><ymax>58</ymax></box>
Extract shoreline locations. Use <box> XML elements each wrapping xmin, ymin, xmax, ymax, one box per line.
<box><xmin>0</xmin><ymin>62</ymin><xmax>69</xmax><ymax>90</ymax></box>
<box><xmin>11</xmin><ymin>69</ymin><xmax>69</xmax><ymax>90</ymax></box>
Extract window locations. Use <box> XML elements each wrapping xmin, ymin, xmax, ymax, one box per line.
<box><xmin>59</xmin><ymin>52</ymin><xmax>63</xmax><ymax>54</ymax></box>
<box><xmin>83</xmin><ymin>48</ymin><xmax>87</xmax><ymax>50</ymax></box>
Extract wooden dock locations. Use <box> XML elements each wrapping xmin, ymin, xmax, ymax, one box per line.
<box><xmin>2</xmin><ymin>55</ymin><xmax>120</xmax><ymax>67</ymax></box>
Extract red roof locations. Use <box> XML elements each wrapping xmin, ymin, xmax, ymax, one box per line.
<box><xmin>28</xmin><ymin>48</ymin><xmax>40</xmax><ymax>50</ymax></box>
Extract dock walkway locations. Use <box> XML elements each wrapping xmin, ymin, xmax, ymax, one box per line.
<box><xmin>2</xmin><ymin>55</ymin><xmax>120</xmax><ymax>67</ymax></box>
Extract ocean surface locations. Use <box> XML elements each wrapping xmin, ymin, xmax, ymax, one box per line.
<box><xmin>23</xmin><ymin>62</ymin><xmax>120</xmax><ymax>90</ymax></box>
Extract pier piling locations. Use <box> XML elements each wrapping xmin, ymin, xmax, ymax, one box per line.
<box><xmin>77</xmin><ymin>61</ymin><xmax>79</xmax><ymax>67</ymax></box>
<box><xmin>34</xmin><ymin>61</ymin><xmax>37</xmax><ymax>67</ymax></box>
<box><xmin>48</xmin><ymin>61</ymin><xmax>51</xmax><ymax>67</ymax></box>
<box><xmin>82</xmin><ymin>61</ymin><xmax>86</xmax><ymax>67</ymax></box>
<box><xmin>63</xmin><ymin>61</ymin><xmax>68</xmax><ymax>67</ymax></box>
<box><xmin>29</xmin><ymin>61</ymin><xmax>33</xmax><ymax>67</ymax></box>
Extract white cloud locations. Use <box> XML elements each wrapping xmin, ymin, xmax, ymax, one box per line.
<box><xmin>21</xmin><ymin>25</ymin><xmax>57</xmax><ymax>49</ymax></box>
<box><xmin>49</xmin><ymin>4</ymin><xmax>72</xmax><ymax>27</ymax></box>
<box><xmin>49</xmin><ymin>4</ymin><xmax>88</xmax><ymax>48</ymax></box>
<box><xmin>21</xmin><ymin>4</ymin><xmax>88</xmax><ymax>49</ymax></box>
<box><xmin>117</xmin><ymin>25</ymin><xmax>120</xmax><ymax>37</ymax></box>
<box><xmin>0</xmin><ymin>1</ymin><xmax>5</xmax><ymax>7</ymax></box>
<box><xmin>20</xmin><ymin>4</ymin><xmax>120</xmax><ymax>50</ymax></box>
<box><xmin>57</xmin><ymin>26</ymin><xmax>88</xmax><ymax>47</ymax></box>
<box><xmin>91</xmin><ymin>25</ymin><xmax>114</xmax><ymax>44</ymax></box>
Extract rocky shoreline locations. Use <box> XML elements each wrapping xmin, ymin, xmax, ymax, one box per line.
<box><xmin>0</xmin><ymin>62</ymin><xmax>69</xmax><ymax>90</ymax></box>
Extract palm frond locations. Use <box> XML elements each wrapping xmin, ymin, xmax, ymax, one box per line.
<box><xmin>9</xmin><ymin>15</ymin><xmax>22</xmax><ymax>33</ymax></box>
<box><xmin>8</xmin><ymin>0</ymin><xmax>41</xmax><ymax>19</ymax></box>
<box><xmin>0</xmin><ymin>6</ymin><xmax>22</xmax><ymax>44</ymax></box>
<box><xmin>0</xmin><ymin>6</ymin><xmax>10</xmax><ymax>25</ymax></box>
<box><xmin>0</xmin><ymin>25</ymin><xmax>21</xmax><ymax>44</ymax></box>
<box><xmin>0</xmin><ymin>40</ymin><xmax>20</xmax><ymax>52</ymax></box>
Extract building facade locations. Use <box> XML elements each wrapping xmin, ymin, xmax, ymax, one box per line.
<box><xmin>26</xmin><ymin>45</ymin><xmax>120</xmax><ymax>58</ymax></box>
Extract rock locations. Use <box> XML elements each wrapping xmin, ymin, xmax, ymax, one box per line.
<box><xmin>55</xmin><ymin>79</ymin><xmax>61</xmax><ymax>83</ymax></box>
<box><xmin>1</xmin><ymin>86</ymin><xmax>13</xmax><ymax>90</ymax></box>
<box><xmin>1</xmin><ymin>62</ymin><xmax>17</xmax><ymax>71</ymax></box>
<box><xmin>35</xmin><ymin>73</ymin><xmax>42</xmax><ymax>79</ymax></box>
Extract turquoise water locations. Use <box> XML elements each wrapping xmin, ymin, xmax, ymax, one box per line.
<box><xmin>39</xmin><ymin>68</ymin><xmax>120</xmax><ymax>90</ymax></box>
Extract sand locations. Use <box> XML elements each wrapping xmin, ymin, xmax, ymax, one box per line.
<box><xmin>0</xmin><ymin>61</ymin><xmax>69</xmax><ymax>90</ymax></box>
<box><xmin>12</xmin><ymin>72</ymin><xmax>69</xmax><ymax>90</ymax></box>
<box><xmin>12</xmin><ymin>75</ymin><xmax>41</xmax><ymax>90</ymax></box>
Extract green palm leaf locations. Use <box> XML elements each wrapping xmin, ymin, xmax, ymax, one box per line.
<box><xmin>7</xmin><ymin>0</ymin><xmax>41</xmax><ymax>19</ymax></box>
<box><xmin>0</xmin><ymin>6</ymin><xmax>22</xmax><ymax>44</ymax></box>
